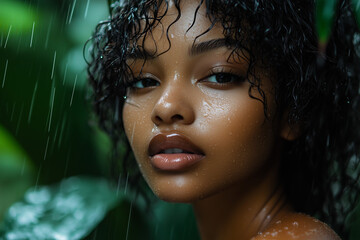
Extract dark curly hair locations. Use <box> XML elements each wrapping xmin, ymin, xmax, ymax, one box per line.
<box><xmin>87</xmin><ymin>0</ymin><xmax>360</xmax><ymax>238</ymax></box>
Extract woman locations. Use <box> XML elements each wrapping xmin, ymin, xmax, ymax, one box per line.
<box><xmin>87</xmin><ymin>0</ymin><xmax>360</xmax><ymax>239</ymax></box>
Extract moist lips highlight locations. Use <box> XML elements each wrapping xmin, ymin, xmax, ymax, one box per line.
<box><xmin>148</xmin><ymin>133</ymin><xmax>205</xmax><ymax>171</ymax></box>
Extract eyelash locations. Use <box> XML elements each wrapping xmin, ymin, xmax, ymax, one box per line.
<box><xmin>201</xmin><ymin>68</ymin><xmax>246</xmax><ymax>85</ymax></box>
<box><xmin>129</xmin><ymin>77</ymin><xmax>160</xmax><ymax>89</ymax></box>
<box><xmin>128</xmin><ymin>68</ymin><xmax>246</xmax><ymax>89</ymax></box>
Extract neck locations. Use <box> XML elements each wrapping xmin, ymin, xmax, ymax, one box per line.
<box><xmin>192</xmin><ymin>162</ymin><xmax>293</xmax><ymax>240</ymax></box>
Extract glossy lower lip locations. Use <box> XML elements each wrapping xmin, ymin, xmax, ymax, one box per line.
<box><xmin>150</xmin><ymin>153</ymin><xmax>204</xmax><ymax>171</ymax></box>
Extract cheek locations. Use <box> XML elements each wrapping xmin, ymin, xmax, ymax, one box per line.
<box><xmin>122</xmin><ymin>102</ymin><xmax>151</xmax><ymax>161</ymax></box>
<box><xmin>195</xmin><ymin>92</ymin><xmax>276</xmax><ymax>184</ymax></box>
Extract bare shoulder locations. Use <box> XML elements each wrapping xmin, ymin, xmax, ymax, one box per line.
<box><xmin>252</xmin><ymin>213</ymin><xmax>341</xmax><ymax>240</ymax></box>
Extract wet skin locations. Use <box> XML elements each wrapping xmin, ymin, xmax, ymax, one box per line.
<box><xmin>122</xmin><ymin>0</ymin><xmax>340</xmax><ymax>239</ymax></box>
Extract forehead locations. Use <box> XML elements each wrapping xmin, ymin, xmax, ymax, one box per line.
<box><xmin>136</xmin><ymin>0</ymin><xmax>225</xmax><ymax>51</ymax></box>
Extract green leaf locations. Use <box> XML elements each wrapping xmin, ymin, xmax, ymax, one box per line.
<box><xmin>0</xmin><ymin>125</ymin><xmax>34</xmax><ymax>221</ymax></box>
<box><xmin>316</xmin><ymin>0</ymin><xmax>339</xmax><ymax>44</ymax></box>
<box><xmin>0</xmin><ymin>177</ymin><xmax>119</xmax><ymax>240</ymax></box>
<box><xmin>352</xmin><ymin>0</ymin><xmax>360</xmax><ymax>27</ymax></box>
<box><xmin>0</xmin><ymin>0</ymin><xmax>38</xmax><ymax>34</ymax></box>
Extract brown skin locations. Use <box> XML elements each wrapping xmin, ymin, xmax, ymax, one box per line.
<box><xmin>122</xmin><ymin>0</ymin><xmax>341</xmax><ymax>239</ymax></box>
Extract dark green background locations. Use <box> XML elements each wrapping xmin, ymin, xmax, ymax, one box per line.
<box><xmin>0</xmin><ymin>0</ymin><xmax>359</xmax><ymax>239</ymax></box>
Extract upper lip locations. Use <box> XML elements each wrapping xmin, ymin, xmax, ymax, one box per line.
<box><xmin>148</xmin><ymin>133</ymin><xmax>205</xmax><ymax>156</ymax></box>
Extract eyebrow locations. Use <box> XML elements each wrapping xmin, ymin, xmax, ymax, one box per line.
<box><xmin>189</xmin><ymin>38</ymin><xmax>236</xmax><ymax>56</ymax></box>
<box><xmin>127</xmin><ymin>38</ymin><xmax>236</xmax><ymax>60</ymax></box>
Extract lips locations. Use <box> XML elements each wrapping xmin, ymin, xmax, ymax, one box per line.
<box><xmin>148</xmin><ymin>133</ymin><xmax>205</xmax><ymax>171</ymax></box>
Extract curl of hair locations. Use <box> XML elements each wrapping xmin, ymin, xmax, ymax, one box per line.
<box><xmin>86</xmin><ymin>0</ymin><xmax>360</xmax><ymax>237</ymax></box>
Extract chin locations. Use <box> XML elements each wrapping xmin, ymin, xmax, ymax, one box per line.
<box><xmin>146</xmin><ymin>175</ymin><xmax>211</xmax><ymax>203</ymax></box>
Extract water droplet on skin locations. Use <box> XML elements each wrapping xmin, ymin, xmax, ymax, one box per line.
<box><xmin>175</xmin><ymin>177</ymin><xmax>185</xmax><ymax>187</ymax></box>
<box><xmin>171</xmin><ymin>34</ymin><xmax>174</xmax><ymax>38</ymax></box>
<box><xmin>271</xmin><ymin>232</ymin><xmax>278</xmax><ymax>237</ymax></box>
<box><xmin>292</xmin><ymin>221</ymin><xmax>299</xmax><ymax>227</ymax></box>
<box><xmin>130</xmin><ymin>122</ymin><xmax>136</xmax><ymax>145</ymax></box>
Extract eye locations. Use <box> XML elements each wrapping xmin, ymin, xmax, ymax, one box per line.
<box><xmin>203</xmin><ymin>72</ymin><xmax>245</xmax><ymax>85</ymax></box>
<box><xmin>131</xmin><ymin>78</ymin><xmax>160</xmax><ymax>89</ymax></box>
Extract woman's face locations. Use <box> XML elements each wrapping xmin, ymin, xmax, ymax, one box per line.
<box><xmin>122</xmin><ymin>0</ymin><xmax>286</xmax><ymax>202</ymax></box>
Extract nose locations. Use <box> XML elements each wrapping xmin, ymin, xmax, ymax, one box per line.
<box><xmin>151</xmin><ymin>82</ymin><xmax>195</xmax><ymax>126</ymax></box>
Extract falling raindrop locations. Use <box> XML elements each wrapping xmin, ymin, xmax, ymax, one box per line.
<box><xmin>10</xmin><ymin>102</ymin><xmax>16</xmax><ymax>121</ymax></box>
<box><xmin>58</xmin><ymin>113</ymin><xmax>67</xmax><ymax>149</ymax></box>
<box><xmin>49</xmin><ymin>123</ymin><xmax>60</xmax><ymax>155</ymax></box>
<box><xmin>43</xmin><ymin>136</ymin><xmax>50</xmax><ymax>160</ymax></box>
<box><xmin>4</xmin><ymin>25</ymin><xmax>12</xmax><ymax>48</ymax></box>
<box><xmin>68</xmin><ymin>0</ymin><xmax>77</xmax><ymax>24</ymax></box>
<box><xmin>63</xmin><ymin>62</ymin><xmax>69</xmax><ymax>85</ymax></box>
<box><xmin>84</xmin><ymin>0</ymin><xmax>90</xmax><ymax>18</ymax></box>
<box><xmin>66</xmin><ymin>3</ymin><xmax>71</xmax><ymax>25</ymax></box>
<box><xmin>28</xmin><ymin>81</ymin><xmax>38</xmax><ymax>123</ymax></box>
<box><xmin>51</xmin><ymin>51</ymin><xmax>57</xmax><ymax>80</ymax></box>
<box><xmin>30</xmin><ymin>22</ymin><xmax>35</xmax><ymax>48</ymax></box>
<box><xmin>44</xmin><ymin>17</ymin><xmax>53</xmax><ymax>49</ymax></box>
<box><xmin>15</xmin><ymin>103</ymin><xmax>24</xmax><ymax>136</ymax></box>
<box><xmin>53</xmin><ymin>123</ymin><xmax>59</xmax><ymax>144</ymax></box>
<box><xmin>70</xmin><ymin>75</ymin><xmax>77</xmax><ymax>106</ymax></box>
<box><xmin>125</xmin><ymin>201</ymin><xmax>133</xmax><ymax>240</ymax></box>
<box><xmin>2</xmin><ymin>59</ymin><xmax>8</xmax><ymax>88</ymax></box>
<box><xmin>124</xmin><ymin>173</ymin><xmax>129</xmax><ymax>195</ymax></box>
<box><xmin>116</xmin><ymin>173</ymin><xmax>122</xmax><ymax>196</ymax></box>
<box><xmin>48</xmin><ymin>87</ymin><xmax>56</xmax><ymax>132</ymax></box>
<box><xmin>34</xmin><ymin>164</ymin><xmax>42</xmax><ymax>191</ymax></box>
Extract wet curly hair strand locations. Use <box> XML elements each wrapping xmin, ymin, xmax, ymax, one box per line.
<box><xmin>87</xmin><ymin>0</ymin><xmax>360</xmax><ymax>237</ymax></box>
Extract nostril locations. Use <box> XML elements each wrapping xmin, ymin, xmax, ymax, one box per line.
<box><xmin>171</xmin><ymin>114</ymin><xmax>184</xmax><ymax>121</ymax></box>
<box><xmin>155</xmin><ymin>116</ymin><xmax>162</xmax><ymax>122</ymax></box>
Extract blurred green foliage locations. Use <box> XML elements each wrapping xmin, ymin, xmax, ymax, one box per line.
<box><xmin>0</xmin><ymin>0</ymin><xmax>200</xmax><ymax>239</ymax></box>
<box><xmin>0</xmin><ymin>125</ymin><xmax>33</xmax><ymax>221</ymax></box>
<box><xmin>0</xmin><ymin>0</ymin><xmax>359</xmax><ymax>239</ymax></box>
<box><xmin>316</xmin><ymin>0</ymin><xmax>360</xmax><ymax>45</ymax></box>
<box><xmin>316</xmin><ymin>0</ymin><xmax>338</xmax><ymax>44</ymax></box>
